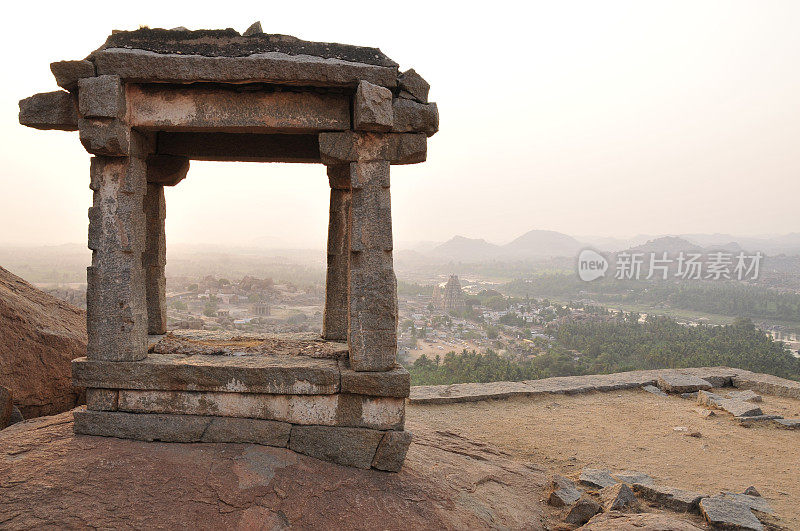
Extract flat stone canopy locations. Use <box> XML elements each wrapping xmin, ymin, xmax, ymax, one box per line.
<box><xmin>19</xmin><ymin>24</ymin><xmax>436</xmax><ymax>471</ymax></box>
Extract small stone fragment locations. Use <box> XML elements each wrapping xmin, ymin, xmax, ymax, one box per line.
<box><xmin>243</xmin><ymin>21</ymin><xmax>263</xmax><ymax>36</ymax></box>
<box><xmin>600</xmin><ymin>483</ymin><xmax>641</xmax><ymax>512</ymax></box>
<box><xmin>548</xmin><ymin>475</ymin><xmax>582</xmax><ymax>507</ymax></box>
<box><xmin>773</xmin><ymin>418</ymin><xmax>800</xmax><ymax>429</ymax></box>
<box><xmin>642</xmin><ymin>385</ymin><xmax>668</xmax><ymax>397</ymax></box>
<box><xmin>397</xmin><ymin>68</ymin><xmax>430</xmax><ymax>103</ymax></box>
<box><xmin>699</xmin><ymin>496</ymin><xmax>764</xmax><ymax>530</ymax></box>
<box><xmin>657</xmin><ymin>374</ymin><xmax>712</xmax><ymax>393</ymax></box>
<box><xmin>579</xmin><ymin>468</ymin><xmax>617</xmax><ymax>489</ymax></box>
<box><xmin>565</xmin><ymin>496</ymin><xmax>601</xmax><ymax>526</ymax></box>
<box><xmin>697</xmin><ymin>390</ymin><xmax>723</xmax><ymax>407</ymax></box>
<box><xmin>743</xmin><ymin>486</ymin><xmax>761</xmax><ymax>497</ymax></box>
<box><xmin>354</xmin><ymin>80</ymin><xmax>393</xmax><ymax>131</ymax></box>
<box><xmin>696</xmin><ymin>408</ymin><xmax>716</xmax><ymax>418</ymax></box>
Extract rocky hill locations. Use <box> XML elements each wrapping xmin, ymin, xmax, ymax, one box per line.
<box><xmin>0</xmin><ymin>265</ymin><xmax>86</xmax><ymax>418</ymax></box>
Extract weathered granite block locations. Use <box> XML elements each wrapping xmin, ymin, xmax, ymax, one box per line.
<box><xmin>72</xmin><ymin>353</ymin><xmax>340</xmax><ymax>394</ymax></box>
<box><xmin>18</xmin><ymin>91</ymin><xmax>78</xmax><ymax>131</ymax></box>
<box><xmin>79</xmin><ymin>118</ymin><xmax>131</xmax><ymax>156</ymax></box>
<box><xmin>699</xmin><ymin>496</ymin><xmax>764</xmax><ymax>530</ymax></box>
<box><xmin>548</xmin><ymin>475</ymin><xmax>582</xmax><ymax>507</ymax></box>
<box><xmin>319</xmin><ymin>132</ymin><xmax>426</xmax><ymax>165</ymax></box>
<box><xmin>79</xmin><ymin>75</ymin><xmax>126</xmax><ymax>119</ymax></box>
<box><xmin>397</xmin><ymin>68</ymin><xmax>430</xmax><ymax>103</ymax></box>
<box><xmin>349</xmin><ymin>162</ymin><xmax>392</xmax><ymax>252</ymax></box>
<box><xmin>128</xmin><ymin>84</ymin><xmax>350</xmax><ymax>132</ymax></box>
<box><xmin>50</xmin><ymin>59</ymin><xmax>96</xmax><ymax>90</ymax></box>
<box><xmin>657</xmin><ymin>374</ymin><xmax>712</xmax><ymax>393</ymax></box>
<box><xmin>339</xmin><ymin>359</ymin><xmax>410</xmax><ymax>397</ymax></box>
<box><xmin>73</xmin><ymin>408</ymin><xmax>291</xmax><ymax>446</ymax></box>
<box><xmin>371</xmin><ymin>430</ymin><xmax>412</xmax><ymax>472</ymax></box>
<box><xmin>86</xmin><ymin>389</ymin><xmax>119</xmax><ymax>411</ymax></box>
<box><xmin>354</xmin><ymin>80</ymin><xmax>393</xmax><ymax>131</ymax></box>
<box><xmin>392</xmin><ymin>99</ymin><xmax>438</xmax><ymax>137</ymax></box>
<box><xmin>93</xmin><ymin>48</ymin><xmax>398</xmax><ymax>88</ymax></box>
<box><xmin>631</xmin><ymin>483</ymin><xmax>705</xmax><ymax>513</ymax></box>
<box><xmin>289</xmin><ymin>424</ymin><xmax>384</xmax><ymax>469</ymax></box>
<box><xmin>116</xmin><ymin>389</ymin><xmax>404</xmax><ymax>430</ymax></box>
<box><xmin>144</xmin><ymin>183</ymin><xmax>167</xmax><ymax>335</ymax></box>
<box><xmin>146</xmin><ymin>154</ymin><xmax>189</xmax><ymax>186</ymax></box>
<box><xmin>323</xmin><ymin>166</ymin><xmax>351</xmax><ymax>341</ymax></box>
<box><xmin>86</xmin><ymin>156</ymin><xmax>148</xmax><ymax>361</ymax></box>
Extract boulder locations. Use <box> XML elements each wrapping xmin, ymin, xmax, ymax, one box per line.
<box><xmin>0</xmin><ymin>413</ymin><xmax>549</xmax><ymax>529</ymax></box>
<box><xmin>9</xmin><ymin>406</ymin><xmax>24</xmax><ymax>425</ymax></box>
<box><xmin>548</xmin><ymin>475</ymin><xmax>581</xmax><ymax>507</ymax></box>
<box><xmin>699</xmin><ymin>496</ymin><xmax>764</xmax><ymax>530</ymax></box>
<box><xmin>0</xmin><ymin>266</ymin><xmax>86</xmax><ymax>418</ymax></box>
<box><xmin>565</xmin><ymin>496</ymin><xmax>601</xmax><ymax>526</ymax></box>
<box><xmin>600</xmin><ymin>483</ymin><xmax>640</xmax><ymax>512</ymax></box>
<box><xmin>579</xmin><ymin>468</ymin><xmax>617</xmax><ymax>489</ymax></box>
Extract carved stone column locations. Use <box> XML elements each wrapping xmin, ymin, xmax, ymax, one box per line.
<box><xmin>143</xmin><ymin>183</ymin><xmax>166</xmax><ymax>335</ymax></box>
<box><xmin>323</xmin><ymin>164</ymin><xmax>351</xmax><ymax>341</ymax></box>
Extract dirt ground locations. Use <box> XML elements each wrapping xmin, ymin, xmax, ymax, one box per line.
<box><xmin>408</xmin><ymin>388</ymin><xmax>800</xmax><ymax>528</ymax></box>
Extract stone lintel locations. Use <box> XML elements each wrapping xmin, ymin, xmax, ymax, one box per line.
<box><xmin>50</xmin><ymin>60</ymin><xmax>96</xmax><ymax>90</ymax></box>
<box><xmin>74</xmin><ymin>407</ymin><xmax>291</xmax><ymax>446</ymax></box>
<box><xmin>93</xmin><ymin>48</ymin><xmax>398</xmax><ymax>88</ymax></box>
<box><xmin>319</xmin><ymin>131</ymin><xmax>426</xmax><ymax>165</ymax></box>
<box><xmin>128</xmin><ymin>83</ymin><xmax>351</xmax><ymax>133</ymax></box>
<box><xmin>114</xmin><ymin>389</ymin><xmax>405</xmax><ymax>430</ymax></box>
<box><xmin>338</xmin><ymin>359</ymin><xmax>410</xmax><ymax>398</ymax></box>
<box><xmin>18</xmin><ymin>91</ymin><xmax>78</xmax><ymax>131</ymax></box>
<box><xmin>72</xmin><ymin>353</ymin><xmax>340</xmax><ymax>395</ymax></box>
<box><xmin>157</xmin><ymin>132</ymin><xmax>320</xmax><ymax>163</ymax></box>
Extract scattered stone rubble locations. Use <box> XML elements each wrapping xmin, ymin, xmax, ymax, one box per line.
<box><xmin>548</xmin><ymin>467</ymin><xmax>776</xmax><ymax>530</ymax></box>
<box><xmin>20</xmin><ymin>24</ymin><xmax>439</xmax><ymax>471</ymax></box>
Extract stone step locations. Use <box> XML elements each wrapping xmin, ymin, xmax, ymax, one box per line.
<box><xmin>73</xmin><ymin>408</ymin><xmax>411</xmax><ymax>471</ymax></box>
<box><xmin>73</xmin><ymin>353</ymin><xmax>340</xmax><ymax>395</ymax></box>
<box><xmin>100</xmin><ymin>389</ymin><xmax>405</xmax><ymax>430</ymax></box>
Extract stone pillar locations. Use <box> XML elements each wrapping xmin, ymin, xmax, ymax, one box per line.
<box><xmin>143</xmin><ymin>183</ymin><xmax>167</xmax><ymax>335</ymax></box>
<box><xmin>347</xmin><ymin>156</ymin><xmax>397</xmax><ymax>372</ymax></box>
<box><xmin>323</xmin><ymin>165</ymin><xmax>351</xmax><ymax>341</ymax></box>
<box><xmin>86</xmin><ymin>155</ymin><xmax>149</xmax><ymax>361</ymax></box>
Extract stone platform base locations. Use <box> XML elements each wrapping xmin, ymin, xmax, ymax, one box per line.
<box><xmin>73</xmin><ymin>408</ymin><xmax>411</xmax><ymax>471</ymax></box>
<box><xmin>72</xmin><ymin>332</ymin><xmax>412</xmax><ymax>471</ymax></box>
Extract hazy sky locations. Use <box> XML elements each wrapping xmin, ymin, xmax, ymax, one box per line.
<box><xmin>2</xmin><ymin>1</ymin><xmax>799</xmax><ymax>249</ymax></box>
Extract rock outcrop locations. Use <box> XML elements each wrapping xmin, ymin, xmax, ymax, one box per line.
<box><xmin>0</xmin><ymin>412</ymin><xmax>547</xmax><ymax>529</ymax></box>
<box><xmin>0</xmin><ymin>266</ymin><xmax>86</xmax><ymax>418</ymax></box>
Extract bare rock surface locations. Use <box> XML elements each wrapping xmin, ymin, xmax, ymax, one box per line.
<box><xmin>0</xmin><ymin>266</ymin><xmax>86</xmax><ymax>418</ymax></box>
<box><xmin>0</xmin><ymin>386</ymin><xmax>12</xmax><ymax>429</ymax></box>
<box><xmin>0</xmin><ymin>412</ymin><xmax>548</xmax><ymax>529</ymax></box>
<box><xmin>582</xmin><ymin>512</ymin><xmax>704</xmax><ymax>530</ymax></box>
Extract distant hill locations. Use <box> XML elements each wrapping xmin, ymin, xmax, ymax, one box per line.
<box><xmin>431</xmin><ymin>236</ymin><xmax>501</xmax><ymax>261</ymax></box>
<box><xmin>626</xmin><ymin>236</ymin><xmax>704</xmax><ymax>255</ymax></box>
<box><xmin>500</xmin><ymin>230</ymin><xmax>584</xmax><ymax>259</ymax></box>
